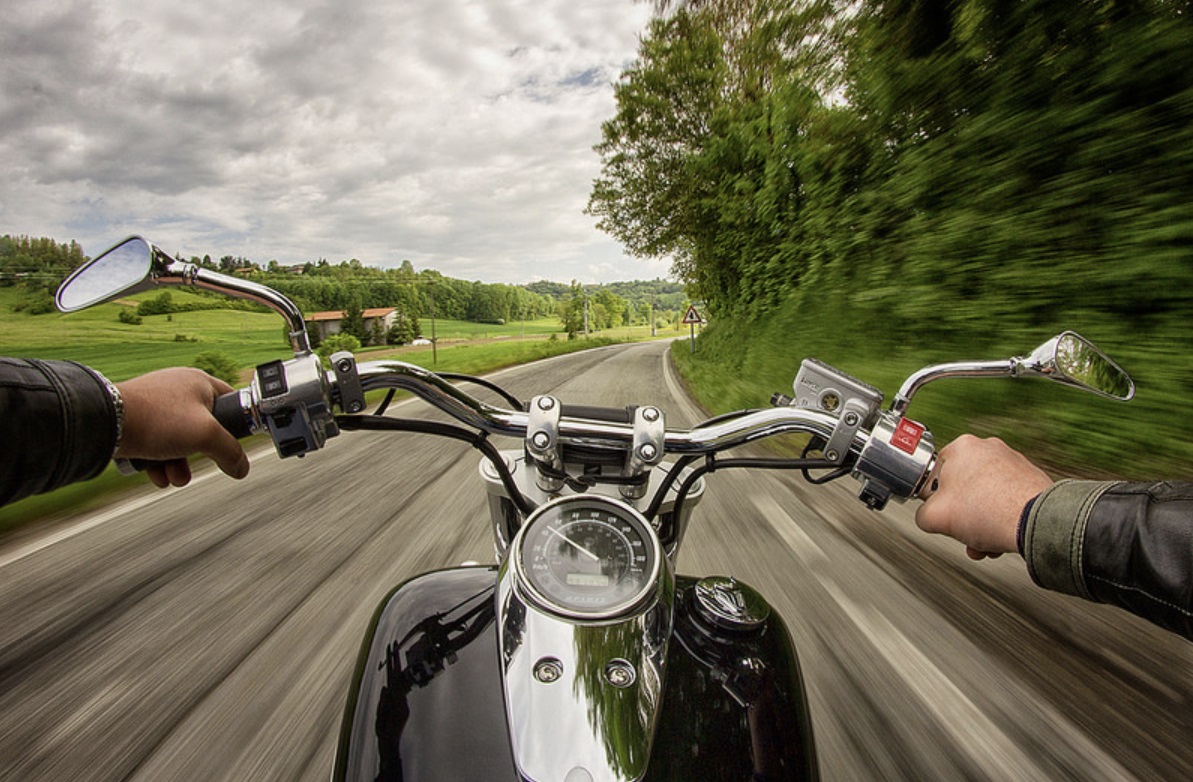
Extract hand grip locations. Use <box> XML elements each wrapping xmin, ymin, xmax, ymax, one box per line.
<box><xmin>213</xmin><ymin>390</ymin><xmax>253</xmax><ymax>439</ymax></box>
<box><xmin>115</xmin><ymin>390</ymin><xmax>253</xmax><ymax>476</ymax></box>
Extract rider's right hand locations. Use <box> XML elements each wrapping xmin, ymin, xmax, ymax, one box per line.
<box><xmin>914</xmin><ymin>434</ymin><xmax>1053</xmax><ymax>560</ymax></box>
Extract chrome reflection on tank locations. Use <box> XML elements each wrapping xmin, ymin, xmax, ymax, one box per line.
<box><xmin>692</xmin><ymin>576</ymin><xmax>771</xmax><ymax>632</ymax></box>
<box><xmin>496</xmin><ymin>498</ymin><xmax>674</xmax><ymax>782</ymax></box>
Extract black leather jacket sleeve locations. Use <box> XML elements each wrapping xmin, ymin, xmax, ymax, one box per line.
<box><xmin>1023</xmin><ymin>479</ymin><xmax>1193</xmax><ymax>640</ymax></box>
<box><xmin>0</xmin><ymin>357</ymin><xmax>118</xmax><ymax>507</ymax></box>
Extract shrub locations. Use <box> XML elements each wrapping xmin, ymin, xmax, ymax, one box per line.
<box><xmin>13</xmin><ymin>289</ymin><xmax>55</xmax><ymax>315</ymax></box>
<box><xmin>317</xmin><ymin>333</ymin><xmax>362</xmax><ymax>365</ymax></box>
<box><xmin>192</xmin><ymin>351</ymin><xmax>241</xmax><ymax>386</ymax></box>
<box><xmin>137</xmin><ymin>291</ymin><xmax>175</xmax><ymax>316</ymax></box>
<box><xmin>118</xmin><ymin>309</ymin><xmax>143</xmax><ymax>325</ymax></box>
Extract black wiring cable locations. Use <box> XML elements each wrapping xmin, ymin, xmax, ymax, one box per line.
<box><xmin>368</xmin><ymin>375</ymin><xmax>520</xmax><ymax>416</ymax></box>
<box><xmin>800</xmin><ymin>437</ymin><xmax>854</xmax><ymax>484</ymax></box>
<box><xmin>643</xmin><ymin>455</ymin><xmax>699</xmax><ymax>521</ymax></box>
<box><xmin>666</xmin><ymin>454</ymin><xmax>840</xmax><ymax>530</ymax></box>
<box><xmin>336</xmin><ymin>414</ymin><xmax>537</xmax><ymax>517</ymax></box>
<box><xmin>375</xmin><ymin>389</ymin><xmax>398</xmax><ymax>416</ymax></box>
<box><xmin>436</xmin><ymin>373</ymin><xmax>524</xmax><ymax>410</ymax></box>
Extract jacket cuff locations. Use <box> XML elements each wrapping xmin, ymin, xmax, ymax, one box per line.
<box><xmin>1023</xmin><ymin>480</ymin><xmax>1121</xmax><ymax>600</ymax></box>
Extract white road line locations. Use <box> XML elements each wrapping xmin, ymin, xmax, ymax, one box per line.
<box><xmin>0</xmin><ymin>442</ymin><xmax>282</xmax><ymax>570</ymax></box>
<box><xmin>753</xmin><ymin>493</ymin><xmax>828</xmax><ymax>566</ymax></box>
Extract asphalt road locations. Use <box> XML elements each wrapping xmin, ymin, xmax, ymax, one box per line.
<box><xmin>1</xmin><ymin>340</ymin><xmax>1190</xmax><ymax>781</ymax></box>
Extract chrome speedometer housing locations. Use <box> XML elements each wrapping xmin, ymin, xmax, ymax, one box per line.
<box><xmin>512</xmin><ymin>495</ymin><xmax>662</xmax><ymax>620</ymax></box>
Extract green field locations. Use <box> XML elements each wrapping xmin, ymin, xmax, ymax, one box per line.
<box><xmin>0</xmin><ymin>287</ymin><xmax>667</xmax><ymax>382</ymax></box>
<box><xmin>0</xmin><ymin>287</ymin><xmax>288</xmax><ymax>381</ymax></box>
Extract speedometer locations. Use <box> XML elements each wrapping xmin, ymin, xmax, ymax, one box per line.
<box><xmin>514</xmin><ymin>496</ymin><xmax>662</xmax><ymax>619</ymax></box>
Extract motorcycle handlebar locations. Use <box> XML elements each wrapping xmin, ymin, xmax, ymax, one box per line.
<box><xmin>351</xmin><ymin>358</ymin><xmax>861</xmax><ymax>456</ymax></box>
<box><xmin>213</xmin><ymin>356</ymin><xmax>933</xmax><ymax>508</ymax></box>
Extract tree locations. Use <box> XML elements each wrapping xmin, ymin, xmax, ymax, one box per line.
<box><xmin>369</xmin><ymin>317</ymin><xmax>386</xmax><ymax>347</ymax></box>
<box><xmin>341</xmin><ymin>294</ymin><xmax>367</xmax><ymax>342</ymax></box>
<box><xmin>589</xmin><ymin>0</ymin><xmax>843</xmax><ymax>314</ymax></box>
<box><xmin>559</xmin><ymin>281</ymin><xmax>586</xmax><ymax>337</ymax></box>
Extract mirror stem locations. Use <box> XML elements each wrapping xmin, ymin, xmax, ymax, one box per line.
<box><xmin>156</xmin><ymin>258</ymin><xmax>313</xmax><ymax>356</ymax></box>
<box><xmin>891</xmin><ymin>360</ymin><xmax>1015</xmax><ymax>417</ymax></box>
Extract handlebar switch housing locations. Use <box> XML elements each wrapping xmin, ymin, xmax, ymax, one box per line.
<box><xmin>791</xmin><ymin>359</ymin><xmax>883</xmax><ymax>464</ymax></box>
<box><xmin>252</xmin><ymin>353</ymin><xmax>339</xmax><ymax>459</ymax></box>
<box><xmin>852</xmin><ymin>413</ymin><xmax>935</xmax><ymax>510</ymax></box>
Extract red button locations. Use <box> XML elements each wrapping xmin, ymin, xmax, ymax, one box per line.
<box><xmin>891</xmin><ymin>418</ymin><xmax>925</xmax><ymax>454</ymax></box>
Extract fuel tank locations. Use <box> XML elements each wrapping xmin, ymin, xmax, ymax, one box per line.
<box><xmin>332</xmin><ymin>567</ymin><xmax>817</xmax><ymax>781</ymax></box>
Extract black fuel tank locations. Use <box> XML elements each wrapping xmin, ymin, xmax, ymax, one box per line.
<box><xmin>332</xmin><ymin>568</ymin><xmax>817</xmax><ymax>781</ymax></box>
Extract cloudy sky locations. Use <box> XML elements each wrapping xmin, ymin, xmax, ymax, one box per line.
<box><xmin>1</xmin><ymin>0</ymin><xmax>667</xmax><ymax>284</ymax></box>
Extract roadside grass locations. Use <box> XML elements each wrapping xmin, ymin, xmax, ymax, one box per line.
<box><xmin>670</xmin><ymin>301</ymin><xmax>1192</xmax><ymax>481</ymax></box>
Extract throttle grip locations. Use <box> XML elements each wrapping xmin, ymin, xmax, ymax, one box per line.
<box><xmin>213</xmin><ymin>390</ymin><xmax>254</xmax><ymax>439</ymax></box>
<box><xmin>115</xmin><ymin>389</ymin><xmax>253</xmax><ymax>476</ymax></box>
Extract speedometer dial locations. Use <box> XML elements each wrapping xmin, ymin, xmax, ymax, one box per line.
<box><xmin>515</xmin><ymin>496</ymin><xmax>661</xmax><ymax>619</ymax></box>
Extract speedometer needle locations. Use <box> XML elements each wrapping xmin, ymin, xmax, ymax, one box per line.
<box><xmin>547</xmin><ymin>527</ymin><xmax>600</xmax><ymax>561</ymax></box>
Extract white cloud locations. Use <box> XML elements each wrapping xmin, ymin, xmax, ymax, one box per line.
<box><xmin>0</xmin><ymin>0</ymin><xmax>671</xmax><ymax>284</ymax></box>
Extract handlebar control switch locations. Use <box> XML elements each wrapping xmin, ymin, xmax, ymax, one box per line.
<box><xmin>251</xmin><ymin>353</ymin><xmax>339</xmax><ymax>459</ymax></box>
<box><xmin>852</xmin><ymin>412</ymin><xmax>935</xmax><ymax>510</ymax></box>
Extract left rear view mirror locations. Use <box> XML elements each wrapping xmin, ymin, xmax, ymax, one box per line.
<box><xmin>56</xmin><ymin>236</ymin><xmax>154</xmax><ymax>312</ymax></box>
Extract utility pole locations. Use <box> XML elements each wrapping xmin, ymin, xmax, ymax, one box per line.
<box><xmin>430</xmin><ymin>280</ymin><xmax>438</xmax><ymax>366</ymax></box>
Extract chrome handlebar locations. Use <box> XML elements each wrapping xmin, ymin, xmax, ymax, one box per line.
<box><xmin>353</xmin><ymin>359</ymin><xmax>866</xmax><ymax>457</ymax></box>
<box><xmin>222</xmin><ymin>354</ymin><xmax>933</xmax><ymax>511</ymax></box>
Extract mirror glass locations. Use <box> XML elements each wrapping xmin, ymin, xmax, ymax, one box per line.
<box><xmin>1053</xmin><ymin>332</ymin><xmax>1135</xmax><ymax>400</ymax></box>
<box><xmin>56</xmin><ymin>237</ymin><xmax>153</xmax><ymax>312</ymax></box>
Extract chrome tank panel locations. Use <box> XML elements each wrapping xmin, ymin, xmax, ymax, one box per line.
<box><xmin>333</xmin><ymin>569</ymin><xmax>818</xmax><ymax>781</ymax></box>
<box><xmin>496</xmin><ymin>555</ymin><xmax>674</xmax><ymax>782</ymax></box>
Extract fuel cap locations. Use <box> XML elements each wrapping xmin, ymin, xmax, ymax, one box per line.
<box><xmin>692</xmin><ymin>576</ymin><xmax>770</xmax><ymax>632</ymax></box>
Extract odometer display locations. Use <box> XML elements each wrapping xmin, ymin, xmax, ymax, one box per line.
<box><xmin>516</xmin><ymin>496</ymin><xmax>661</xmax><ymax>619</ymax></box>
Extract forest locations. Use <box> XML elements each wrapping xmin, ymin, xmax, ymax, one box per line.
<box><xmin>589</xmin><ymin>0</ymin><xmax>1193</xmax><ymax>475</ymax></box>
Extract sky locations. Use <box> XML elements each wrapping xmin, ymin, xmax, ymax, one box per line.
<box><xmin>1</xmin><ymin>0</ymin><xmax>668</xmax><ymax>284</ymax></box>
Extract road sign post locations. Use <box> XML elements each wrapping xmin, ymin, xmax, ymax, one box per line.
<box><xmin>682</xmin><ymin>305</ymin><xmax>704</xmax><ymax>354</ymax></box>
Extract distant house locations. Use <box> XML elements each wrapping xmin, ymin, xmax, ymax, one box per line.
<box><xmin>306</xmin><ymin>307</ymin><xmax>397</xmax><ymax>344</ymax></box>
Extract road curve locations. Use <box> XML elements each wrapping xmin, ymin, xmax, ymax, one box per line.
<box><xmin>0</xmin><ymin>340</ymin><xmax>1189</xmax><ymax>781</ymax></box>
